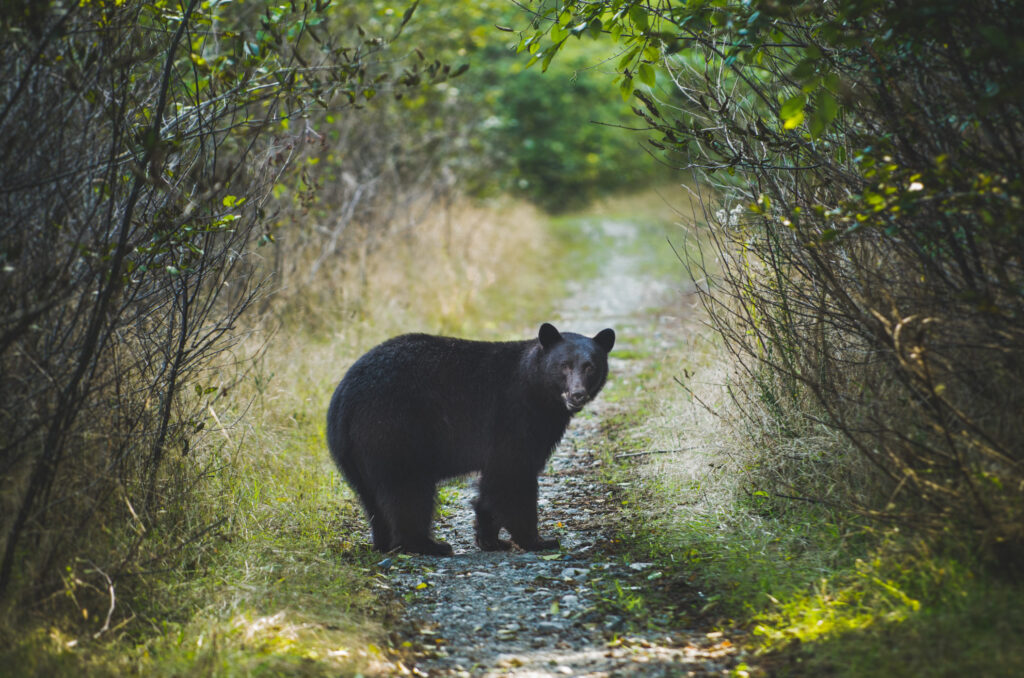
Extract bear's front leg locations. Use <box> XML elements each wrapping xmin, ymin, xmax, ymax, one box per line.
<box><xmin>473</xmin><ymin>498</ymin><xmax>512</xmax><ymax>551</ymax></box>
<box><xmin>478</xmin><ymin>472</ymin><xmax>559</xmax><ymax>552</ymax></box>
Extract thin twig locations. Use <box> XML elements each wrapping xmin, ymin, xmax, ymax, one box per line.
<box><xmin>90</xmin><ymin>564</ymin><xmax>116</xmax><ymax>639</ymax></box>
<box><xmin>615</xmin><ymin>446</ymin><xmax>697</xmax><ymax>460</ymax></box>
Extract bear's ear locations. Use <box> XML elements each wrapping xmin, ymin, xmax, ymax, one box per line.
<box><xmin>593</xmin><ymin>328</ymin><xmax>615</xmax><ymax>353</ymax></box>
<box><xmin>538</xmin><ymin>322</ymin><xmax>563</xmax><ymax>349</ymax></box>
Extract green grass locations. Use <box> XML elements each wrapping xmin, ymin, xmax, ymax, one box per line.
<box><xmin>788</xmin><ymin>577</ymin><xmax>1024</xmax><ymax>677</ymax></box>
<box><xmin>1</xmin><ymin>394</ymin><xmax>391</xmax><ymax>676</ymax></box>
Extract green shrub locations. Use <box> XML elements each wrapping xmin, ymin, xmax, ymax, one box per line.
<box><xmin>527</xmin><ymin>0</ymin><xmax>1024</xmax><ymax>563</ymax></box>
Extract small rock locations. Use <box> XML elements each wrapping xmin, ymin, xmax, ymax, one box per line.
<box><xmin>604</xmin><ymin>615</ymin><xmax>624</xmax><ymax>631</ymax></box>
<box><xmin>559</xmin><ymin>566</ymin><xmax>590</xmax><ymax>580</ymax></box>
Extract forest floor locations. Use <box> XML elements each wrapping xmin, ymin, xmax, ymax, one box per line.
<box><xmin>375</xmin><ymin>216</ymin><xmax>749</xmax><ymax>677</ymax></box>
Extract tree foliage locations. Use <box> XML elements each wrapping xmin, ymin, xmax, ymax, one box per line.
<box><xmin>523</xmin><ymin>0</ymin><xmax>1024</xmax><ymax>558</ymax></box>
<box><xmin>0</xmin><ymin>0</ymin><xmax>446</xmax><ymax>606</ymax></box>
<box><xmin>483</xmin><ymin>39</ymin><xmax>663</xmax><ymax>211</ymax></box>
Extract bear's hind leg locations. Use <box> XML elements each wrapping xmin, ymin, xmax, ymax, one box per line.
<box><xmin>335</xmin><ymin>455</ymin><xmax>393</xmax><ymax>552</ymax></box>
<box><xmin>367</xmin><ymin>504</ymin><xmax>393</xmax><ymax>552</ymax></box>
<box><xmin>380</xmin><ymin>480</ymin><xmax>453</xmax><ymax>556</ymax></box>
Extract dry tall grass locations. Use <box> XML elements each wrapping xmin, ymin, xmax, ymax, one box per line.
<box><xmin>230</xmin><ymin>197</ymin><xmax>558</xmax><ymax>437</ymax></box>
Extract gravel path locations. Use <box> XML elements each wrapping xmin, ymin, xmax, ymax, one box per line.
<box><xmin>378</xmin><ymin>219</ymin><xmax>741</xmax><ymax>677</ymax></box>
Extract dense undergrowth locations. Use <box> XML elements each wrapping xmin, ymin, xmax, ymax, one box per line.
<box><xmin>509</xmin><ymin>3</ymin><xmax>1024</xmax><ymax>672</ymax></box>
<box><xmin>532</xmin><ymin>0</ymin><xmax>1024</xmax><ymax>561</ymax></box>
<box><xmin>597</xmin><ymin>295</ymin><xmax>1024</xmax><ymax>677</ymax></box>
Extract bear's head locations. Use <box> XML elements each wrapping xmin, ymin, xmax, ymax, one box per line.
<box><xmin>537</xmin><ymin>322</ymin><xmax>616</xmax><ymax>413</ymax></box>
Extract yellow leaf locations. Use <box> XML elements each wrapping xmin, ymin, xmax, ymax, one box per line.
<box><xmin>783</xmin><ymin>110</ymin><xmax>805</xmax><ymax>129</ymax></box>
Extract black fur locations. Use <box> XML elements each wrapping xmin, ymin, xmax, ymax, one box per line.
<box><xmin>326</xmin><ymin>323</ymin><xmax>615</xmax><ymax>555</ymax></box>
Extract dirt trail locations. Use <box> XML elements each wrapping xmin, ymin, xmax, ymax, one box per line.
<box><xmin>381</xmin><ymin>219</ymin><xmax>740</xmax><ymax>677</ymax></box>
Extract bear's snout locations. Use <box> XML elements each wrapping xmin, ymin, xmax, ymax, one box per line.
<box><xmin>564</xmin><ymin>389</ymin><xmax>590</xmax><ymax>412</ymax></box>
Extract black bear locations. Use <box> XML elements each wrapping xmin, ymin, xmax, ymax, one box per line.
<box><xmin>326</xmin><ymin>322</ymin><xmax>615</xmax><ymax>555</ymax></box>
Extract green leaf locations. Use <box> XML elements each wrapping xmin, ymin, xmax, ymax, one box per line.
<box><xmin>808</xmin><ymin>90</ymin><xmax>839</xmax><ymax>138</ymax></box>
<box><xmin>628</xmin><ymin>4</ymin><xmax>649</xmax><ymax>31</ymax></box>
<box><xmin>541</xmin><ymin>43</ymin><xmax>561</xmax><ymax>73</ymax></box>
<box><xmin>792</xmin><ymin>57</ymin><xmax>817</xmax><ymax>81</ymax></box>
<box><xmin>617</xmin><ymin>44</ymin><xmax>640</xmax><ymax>72</ymax></box>
<box><xmin>638</xmin><ymin>63</ymin><xmax>656</xmax><ymax>87</ymax></box>
<box><xmin>619</xmin><ymin>75</ymin><xmax>634</xmax><ymax>101</ymax></box>
<box><xmin>817</xmin><ymin>90</ymin><xmax>839</xmax><ymax>124</ymax></box>
<box><xmin>780</xmin><ymin>93</ymin><xmax>806</xmax><ymax>120</ymax></box>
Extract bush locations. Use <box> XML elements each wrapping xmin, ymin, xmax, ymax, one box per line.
<box><xmin>0</xmin><ymin>0</ymin><xmax>441</xmax><ymax>614</ymax></box>
<box><xmin>527</xmin><ymin>1</ymin><xmax>1024</xmax><ymax>561</ymax></box>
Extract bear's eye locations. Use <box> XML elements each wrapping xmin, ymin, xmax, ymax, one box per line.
<box><xmin>560</xmin><ymin>361</ymin><xmax>571</xmax><ymax>372</ymax></box>
<box><xmin>582</xmin><ymin>362</ymin><xmax>593</xmax><ymax>374</ymax></box>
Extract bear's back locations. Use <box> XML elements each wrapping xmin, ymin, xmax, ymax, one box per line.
<box><xmin>340</xmin><ymin>333</ymin><xmax>531</xmax><ymax>398</ymax></box>
<box><xmin>327</xmin><ymin>334</ymin><xmax>538</xmax><ymax>477</ymax></box>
